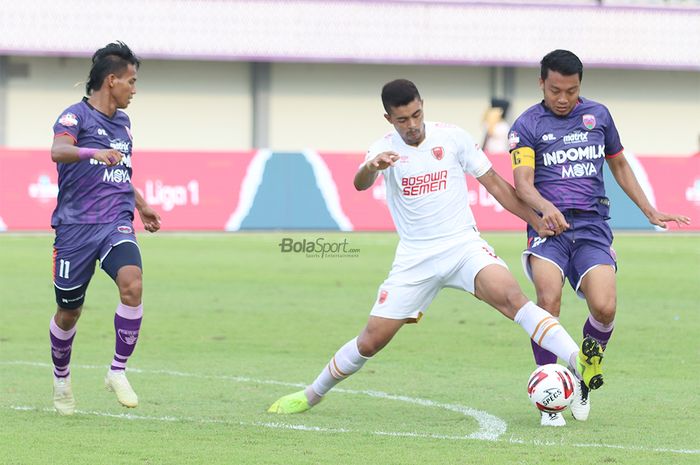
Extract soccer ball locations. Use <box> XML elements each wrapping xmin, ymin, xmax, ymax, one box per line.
<box><xmin>527</xmin><ymin>363</ymin><xmax>576</xmax><ymax>413</ymax></box>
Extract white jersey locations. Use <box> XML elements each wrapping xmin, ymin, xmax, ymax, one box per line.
<box><xmin>366</xmin><ymin>121</ymin><xmax>492</xmax><ymax>245</ymax></box>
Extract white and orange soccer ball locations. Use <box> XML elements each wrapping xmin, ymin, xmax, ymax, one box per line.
<box><xmin>527</xmin><ymin>363</ymin><xmax>576</xmax><ymax>413</ymax></box>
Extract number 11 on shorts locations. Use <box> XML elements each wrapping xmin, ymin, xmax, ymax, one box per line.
<box><xmin>58</xmin><ymin>259</ymin><xmax>71</xmax><ymax>279</ymax></box>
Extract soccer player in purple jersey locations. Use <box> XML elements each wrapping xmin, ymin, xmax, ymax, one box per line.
<box><xmin>49</xmin><ymin>42</ymin><xmax>161</xmax><ymax>415</ymax></box>
<box><xmin>510</xmin><ymin>50</ymin><xmax>691</xmax><ymax>426</ymax></box>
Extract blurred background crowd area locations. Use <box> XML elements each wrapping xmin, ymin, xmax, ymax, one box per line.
<box><xmin>0</xmin><ymin>0</ymin><xmax>697</xmax><ymax>156</ymax></box>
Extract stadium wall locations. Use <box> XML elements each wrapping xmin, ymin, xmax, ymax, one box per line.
<box><xmin>2</xmin><ymin>57</ymin><xmax>698</xmax><ymax>154</ymax></box>
<box><xmin>1</xmin><ymin>149</ymin><xmax>697</xmax><ymax>232</ymax></box>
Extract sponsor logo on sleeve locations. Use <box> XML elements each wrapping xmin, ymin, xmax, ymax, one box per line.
<box><xmin>508</xmin><ymin>131</ymin><xmax>520</xmax><ymax>149</ymax></box>
<box><xmin>58</xmin><ymin>113</ymin><xmax>78</xmax><ymax>127</ymax></box>
<box><xmin>378</xmin><ymin>289</ymin><xmax>388</xmax><ymax>304</ymax></box>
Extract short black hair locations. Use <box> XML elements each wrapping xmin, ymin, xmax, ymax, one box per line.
<box><xmin>86</xmin><ymin>41</ymin><xmax>140</xmax><ymax>95</ymax></box>
<box><xmin>540</xmin><ymin>49</ymin><xmax>583</xmax><ymax>81</ymax></box>
<box><xmin>381</xmin><ymin>79</ymin><xmax>421</xmax><ymax>114</ymax></box>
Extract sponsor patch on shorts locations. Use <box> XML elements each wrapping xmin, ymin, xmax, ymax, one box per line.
<box><xmin>117</xmin><ymin>225</ymin><xmax>133</xmax><ymax>234</ymax></box>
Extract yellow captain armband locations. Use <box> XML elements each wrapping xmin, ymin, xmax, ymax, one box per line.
<box><xmin>511</xmin><ymin>147</ymin><xmax>535</xmax><ymax>169</ymax></box>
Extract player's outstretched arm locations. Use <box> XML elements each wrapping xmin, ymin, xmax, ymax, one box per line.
<box><xmin>607</xmin><ymin>154</ymin><xmax>691</xmax><ymax>229</ymax></box>
<box><xmin>477</xmin><ymin>168</ymin><xmax>554</xmax><ymax>238</ymax></box>
<box><xmin>513</xmin><ymin>164</ymin><xmax>569</xmax><ymax>234</ymax></box>
<box><xmin>354</xmin><ymin>151</ymin><xmax>400</xmax><ymax>191</ymax></box>
<box><xmin>134</xmin><ymin>188</ymin><xmax>161</xmax><ymax>233</ymax></box>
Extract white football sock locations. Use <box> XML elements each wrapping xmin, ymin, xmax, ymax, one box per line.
<box><xmin>515</xmin><ymin>301</ymin><xmax>579</xmax><ymax>366</ymax></box>
<box><xmin>308</xmin><ymin>337</ymin><xmax>369</xmax><ymax>404</ymax></box>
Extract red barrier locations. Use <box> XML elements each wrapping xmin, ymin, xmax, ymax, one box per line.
<box><xmin>0</xmin><ymin>149</ymin><xmax>256</xmax><ymax>231</ymax></box>
<box><xmin>0</xmin><ymin>148</ymin><xmax>697</xmax><ymax>231</ymax></box>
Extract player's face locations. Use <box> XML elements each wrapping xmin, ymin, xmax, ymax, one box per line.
<box><xmin>539</xmin><ymin>70</ymin><xmax>580</xmax><ymax>117</ymax></box>
<box><xmin>385</xmin><ymin>98</ymin><xmax>425</xmax><ymax>147</ymax></box>
<box><xmin>110</xmin><ymin>64</ymin><xmax>138</xmax><ymax>109</ymax></box>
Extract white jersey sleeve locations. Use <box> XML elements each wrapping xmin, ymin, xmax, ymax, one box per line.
<box><xmin>454</xmin><ymin>127</ymin><xmax>492</xmax><ymax>178</ymax></box>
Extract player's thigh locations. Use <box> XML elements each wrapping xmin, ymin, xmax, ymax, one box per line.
<box><xmin>370</xmin><ymin>250</ymin><xmax>442</xmax><ymax>322</ymax></box>
<box><xmin>529</xmin><ymin>256</ymin><xmax>565</xmax><ymax>312</ymax></box>
<box><xmin>53</xmin><ymin>225</ymin><xmax>101</xmax><ymax>308</ymax></box>
<box><xmin>473</xmin><ymin>264</ymin><xmax>528</xmax><ymax>319</ymax></box>
<box><xmin>100</xmin><ymin>222</ymin><xmax>141</xmax><ymax>277</ymax></box>
<box><xmin>579</xmin><ymin>264</ymin><xmax>617</xmax><ymax>320</ymax></box>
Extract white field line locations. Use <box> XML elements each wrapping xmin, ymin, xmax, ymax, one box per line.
<box><xmin>2</xmin><ymin>361</ymin><xmax>698</xmax><ymax>455</ymax></box>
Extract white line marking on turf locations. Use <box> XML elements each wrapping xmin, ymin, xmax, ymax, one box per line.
<box><xmin>2</xmin><ymin>360</ymin><xmax>505</xmax><ymax>441</ymax></box>
<box><xmin>3</xmin><ymin>361</ymin><xmax>699</xmax><ymax>454</ymax></box>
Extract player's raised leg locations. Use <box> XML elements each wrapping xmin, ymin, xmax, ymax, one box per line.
<box><xmin>268</xmin><ymin>316</ymin><xmax>406</xmax><ymax>414</ymax></box>
<box><xmin>103</xmin><ymin>247</ymin><xmax>143</xmax><ymax>408</ymax></box>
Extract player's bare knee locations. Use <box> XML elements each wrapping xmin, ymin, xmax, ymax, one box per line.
<box><xmin>591</xmin><ymin>302</ymin><xmax>616</xmax><ymax>325</ymax></box>
<box><xmin>536</xmin><ymin>294</ymin><xmax>561</xmax><ymax>316</ymax></box>
<box><xmin>118</xmin><ymin>276</ymin><xmax>143</xmax><ymax>306</ymax></box>
<box><xmin>55</xmin><ymin>308</ymin><xmax>82</xmax><ymax>329</ymax></box>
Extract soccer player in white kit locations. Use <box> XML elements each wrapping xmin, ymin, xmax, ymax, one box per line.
<box><xmin>268</xmin><ymin>79</ymin><xmax>604</xmax><ymax>416</ymax></box>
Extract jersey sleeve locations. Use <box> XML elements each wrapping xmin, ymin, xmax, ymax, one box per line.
<box><xmin>602</xmin><ymin>106</ymin><xmax>624</xmax><ymax>158</ymax></box>
<box><xmin>508</xmin><ymin>115</ymin><xmax>536</xmax><ymax>170</ymax></box>
<box><xmin>455</xmin><ymin>127</ymin><xmax>492</xmax><ymax>178</ymax></box>
<box><xmin>53</xmin><ymin>106</ymin><xmax>83</xmax><ymax>143</ymax></box>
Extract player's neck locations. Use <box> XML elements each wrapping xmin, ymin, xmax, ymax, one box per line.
<box><xmin>86</xmin><ymin>94</ymin><xmax>118</xmax><ymax>118</ymax></box>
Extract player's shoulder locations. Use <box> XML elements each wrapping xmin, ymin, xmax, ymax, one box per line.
<box><xmin>514</xmin><ymin>102</ymin><xmax>547</xmax><ymax>125</ymax></box>
<box><xmin>577</xmin><ymin>97</ymin><xmax>612</xmax><ymax>115</ymax></box>
<box><xmin>368</xmin><ymin>130</ymin><xmax>394</xmax><ymax>152</ymax></box>
<box><xmin>55</xmin><ymin>100</ymin><xmax>92</xmax><ymax>130</ymax></box>
<box><xmin>428</xmin><ymin>121</ymin><xmax>474</xmax><ymax>142</ymax></box>
<box><xmin>115</xmin><ymin>109</ymin><xmax>132</xmax><ymax>124</ymax></box>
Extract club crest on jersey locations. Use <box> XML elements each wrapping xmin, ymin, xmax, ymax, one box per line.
<box><xmin>378</xmin><ymin>289</ymin><xmax>388</xmax><ymax>304</ymax></box>
<box><xmin>58</xmin><ymin>113</ymin><xmax>78</xmax><ymax>127</ymax></box>
<box><xmin>582</xmin><ymin>114</ymin><xmax>596</xmax><ymax>130</ymax></box>
<box><xmin>431</xmin><ymin>146</ymin><xmax>444</xmax><ymax>161</ymax></box>
<box><xmin>117</xmin><ymin>225</ymin><xmax>133</xmax><ymax>234</ymax></box>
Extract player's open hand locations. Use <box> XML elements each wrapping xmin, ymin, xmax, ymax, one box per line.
<box><xmin>138</xmin><ymin>206</ymin><xmax>162</xmax><ymax>233</ymax></box>
<box><xmin>366</xmin><ymin>151</ymin><xmax>400</xmax><ymax>172</ymax></box>
<box><xmin>648</xmin><ymin>210</ymin><xmax>691</xmax><ymax>229</ymax></box>
<box><xmin>93</xmin><ymin>149</ymin><xmax>123</xmax><ymax>167</ymax></box>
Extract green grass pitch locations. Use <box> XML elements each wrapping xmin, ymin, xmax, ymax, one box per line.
<box><xmin>1</xmin><ymin>232</ymin><xmax>698</xmax><ymax>464</ymax></box>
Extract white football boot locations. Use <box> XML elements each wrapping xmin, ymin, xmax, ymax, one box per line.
<box><xmin>541</xmin><ymin>411</ymin><xmax>566</xmax><ymax>427</ymax></box>
<box><xmin>570</xmin><ymin>379</ymin><xmax>590</xmax><ymax>421</ymax></box>
<box><xmin>53</xmin><ymin>375</ymin><xmax>76</xmax><ymax>416</ymax></box>
<box><xmin>105</xmin><ymin>370</ymin><xmax>138</xmax><ymax>408</ymax></box>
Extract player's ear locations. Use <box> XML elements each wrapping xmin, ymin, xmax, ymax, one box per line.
<box><xmin>538</xmin><ymin>78</ymin><xmax>544</xmax><ymax>91</ymax></box>
<box><xmin>384</xmin><ymin>113</ymin><xmax>392</xmax><ymax>124</ymax></box>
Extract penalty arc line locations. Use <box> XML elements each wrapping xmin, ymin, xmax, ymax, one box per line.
<box><xmin>2</xmin><ymin>361</ymin><xmax>699</xmax><ymax>455</ymax></box>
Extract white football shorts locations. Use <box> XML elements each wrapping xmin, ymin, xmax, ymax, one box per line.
<box><xmin>369</xmin><ymin>236</ymin><xmax>507</xmax><ymax>322</ymax></box>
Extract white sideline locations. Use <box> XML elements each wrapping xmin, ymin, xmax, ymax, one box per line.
<box><xmin>2</xmin><ymin>361</ymin><xmax>698</xmax><ymax>455</ymax></box>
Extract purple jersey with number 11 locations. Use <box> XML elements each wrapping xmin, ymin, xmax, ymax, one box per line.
<box><xmin>51</xmin><ymin>97</ymin><xmax>135</xmax><ymax>227</ymax></box>
<box><xmin>509</xmin><ymin>97</ymin><xmax>623</xmax><ymax>217</ymax></box>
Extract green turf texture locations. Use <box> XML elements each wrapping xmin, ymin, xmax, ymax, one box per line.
<box><xmin>1</xmin><ymin>232</ymin><xmax>698</xmax><ymax>464</ymax></box>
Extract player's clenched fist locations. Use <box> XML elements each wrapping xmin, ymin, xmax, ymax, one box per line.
<box><xmin>93</xmin><ymin>149</ymin><xmax>123</xmax><ymax>166</ymax></box>
<box><xmin>366</xmin><ymin>151</ymin><xmax>400</xmax><ymax>172</ymax></box>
